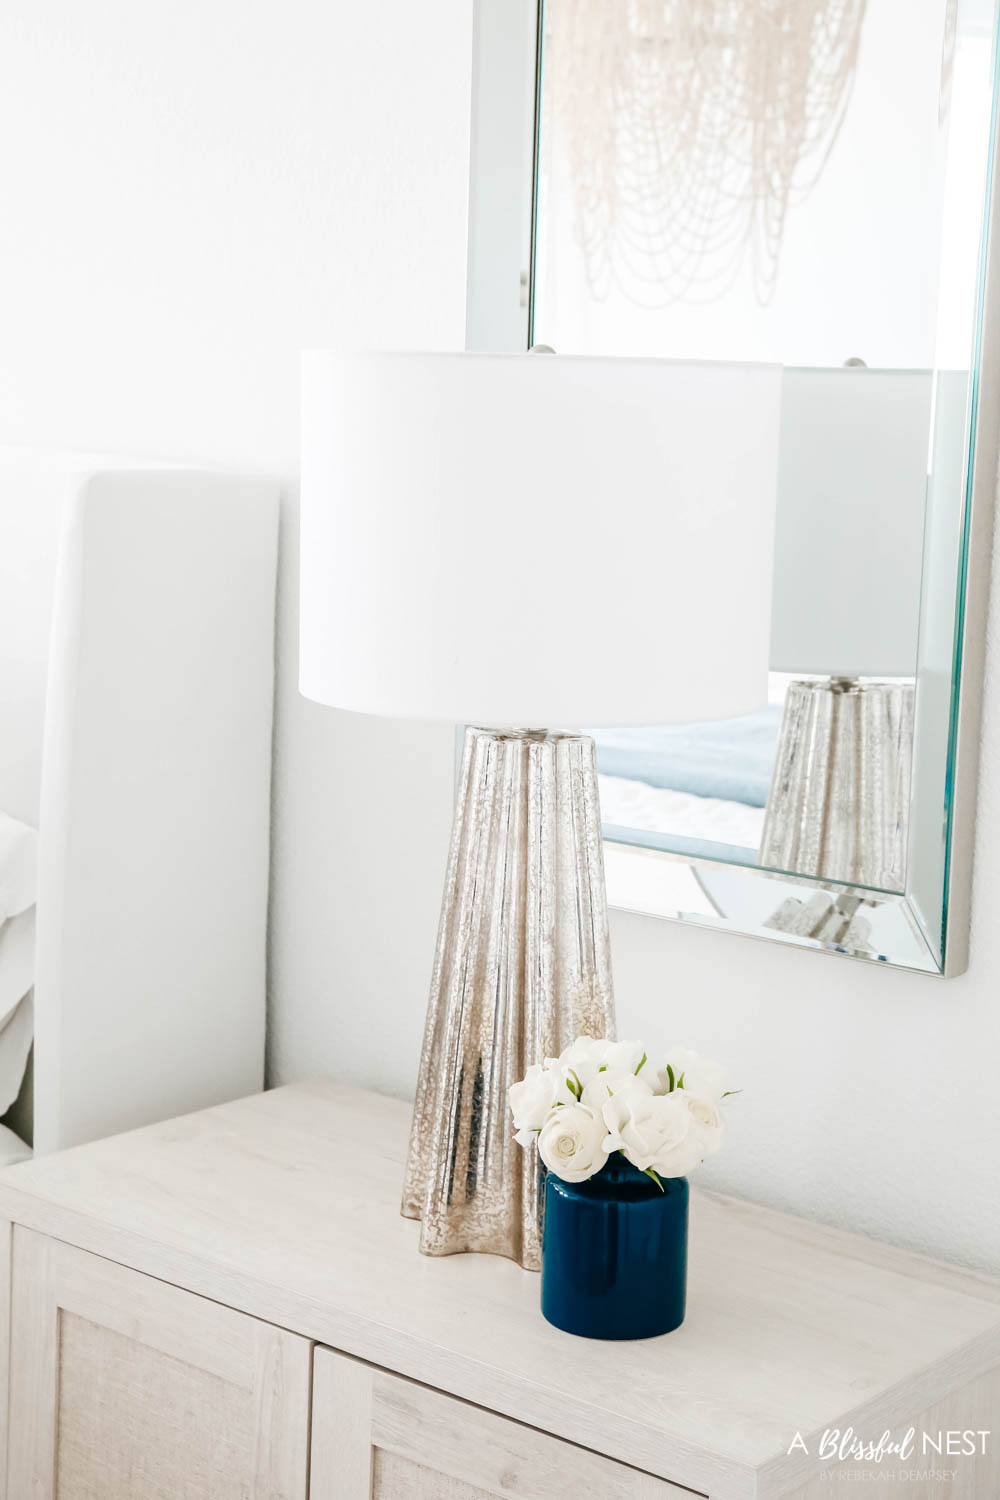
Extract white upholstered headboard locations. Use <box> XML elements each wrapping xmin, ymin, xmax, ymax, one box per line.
<box><xmin>0</xmin><ymin>449</ymin><xmax>279</xmax><ymax>1153</ymax></box>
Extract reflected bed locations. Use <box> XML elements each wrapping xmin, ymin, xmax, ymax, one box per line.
<box><xmin>592</xmin><ymin>707</ymin><xmax>781</xmax><ymax>865</ymax></box>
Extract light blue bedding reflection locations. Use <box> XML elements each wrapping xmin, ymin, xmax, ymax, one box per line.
<box><xmin>589</xmin><ymin>707</ymin><xmax>782</xmax><ymax>807</ymax></box>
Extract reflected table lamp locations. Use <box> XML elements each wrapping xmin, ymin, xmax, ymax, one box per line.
<box><xmin>760</xmin><ymin>367</ymin><xmax>960</xmax><ymax>893</ymax></box>
<box><xmin>300</xmin><ymin>350</ymin><xmax>781</xmax><ymax>1269</ymax></box>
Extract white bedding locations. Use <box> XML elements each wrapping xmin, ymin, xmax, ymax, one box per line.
<box><xmin>0</xmin><ymin>809</ymin><xmax>37</xmax><ymax>1152</ymax></box>
<box><xmin>0</xmin><ymin>809</ymin><xmax>37</xmax><ymax>923</ymax></box>
<box><xmin>598</xmin><ymin>774</ymin><xmax>767</xmax><ymax>853</ymax></box>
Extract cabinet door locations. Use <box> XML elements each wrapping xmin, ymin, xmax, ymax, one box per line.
<box><xmin>6</xmin><ymin>1227</ymin><xmax>310</xmax><ymax>1500</ymax></box>
<box><xmin>310</xmin><ymin>1347</ymin><xmax>699</xmax><ymax>1500</ymax></box>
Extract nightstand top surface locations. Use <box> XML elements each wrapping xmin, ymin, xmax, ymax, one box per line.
<box><xmin>2</xmin><ymin>1081</ymin><xmax>998</xmax><ymax>1500</ymax></box>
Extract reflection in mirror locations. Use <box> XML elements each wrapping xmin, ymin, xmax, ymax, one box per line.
<box><xmin>522</xmin><ymin>0</ymin><xmax>999</xmax><ymax>973</ymax></box>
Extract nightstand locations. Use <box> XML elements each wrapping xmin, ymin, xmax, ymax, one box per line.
<box><xmin>1</xmin><ymin>1081</ymin><xmax>998</xmax><ymax>1498</ymax></box>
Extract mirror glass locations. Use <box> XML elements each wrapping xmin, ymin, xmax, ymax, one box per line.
<box><xmin>541</xmin><ymin>0</ymin><xmax>998</xmax><ymax>972</ymax></box>
<box><xmin>467</xmin><ymin>0</ymin><xmax>999</xmax><ymax>973</ymax></box>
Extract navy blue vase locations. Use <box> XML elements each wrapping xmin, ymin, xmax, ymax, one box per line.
<box><xmin>541</xmin><ymin>1153</ymin><xmax>688</xmax><ymax>1340</ymax></box>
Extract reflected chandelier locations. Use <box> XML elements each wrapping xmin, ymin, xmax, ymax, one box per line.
<box><xmin>545</xmin><ymin>0</ymin><xmax>868</xmax><ymax>304</ymax></box>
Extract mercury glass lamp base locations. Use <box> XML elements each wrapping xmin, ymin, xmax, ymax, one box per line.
<box><xmin>759</xmin><ymin>677</ymin><xmax>914</xmax><ymax>890</ymax></box>
<box><xmin>401</xmin><ymin>726</ymin><xmax>616</xmax><ymax>1270</ymax></box>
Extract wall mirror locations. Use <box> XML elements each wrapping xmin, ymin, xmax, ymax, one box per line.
<box><xmin>467</xmin><ymin>0</ymin><xmax>1000</xmax><ymax>975</ymax></box>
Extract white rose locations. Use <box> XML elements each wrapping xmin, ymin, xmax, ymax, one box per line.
<box><xmin>537</xmin><ymin>1103</ymin><xmax>610</xmax><ymax>1183</ymax></box>
<box><xmin>556</xmin><ymin>1035</ymin><xmax>613</xmax><ymax>1094</ymax></box>
<box><xmin>679</xmin><ymin>1090</ymin><xmax>726</xmax><ymax>1162</ymax></box>
<box><xmin>602</xmin><ymin>1091</ymin><xmax>691</xmax><ymax>1172</ymax></box>
<box><xmin>601</xmin><ymin>1039</ymin><xmax>647</xmax><ymax>1075</ymax></box>
<box><xmin>508</xmin><ymin>1063</ymin><xmax>560</xmax><ymax>1146</ymax></box>
<box><xmin>558</xmin><ymin>1035</ymin><xmax>608</xmax><ymax>1067</ymax></box>
<box><xmin>661</xmin><ymin>1047</ymin><xmax>731</xmax><ymax>1103</ymax></box>
<box><xmin>647</xmin><ymin>1092</ymin><xmax>726</xmax><ymax>1177</ymax></box>
<box><xmin>580</xmin><ymin>1068</ymin><xmax>652</xmax><ymax>1114</ymax></box>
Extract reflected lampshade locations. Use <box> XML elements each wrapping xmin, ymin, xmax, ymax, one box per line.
<box><xmin>300</xmin><ymin>350</ymin><xmax>781</xmax><ymax>727</ymax></box>
<box><xmin>769</xmin><ymin>368</ymin><xmax>941</xmax><ymax>679</ymax></box>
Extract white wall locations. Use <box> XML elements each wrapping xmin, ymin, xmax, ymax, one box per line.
<box><xmin>0</xmin><ymin>0</ymin><xmax>468</xmax><ymax>1103</ymax></box>
<box><xmin>2</xmin><ymin>0</ymin><xmax>1000</xmax><ymax>1274</ymax></box>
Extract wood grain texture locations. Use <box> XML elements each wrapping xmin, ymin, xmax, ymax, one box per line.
<box><xmin>5</xmin><ymin>1227</ymin><xmax>310</xmax><ymax>1500</ymax></box>
<box><xmin>7</xmin><ymin>1229</ymin><xmax>59</xmax><ymax>1496</ymax></box>
<box><xmin>373</xmin><ymin>1450</ymin><xmax>500</xmax><ymax>1500</ymax></box>
<box><xmin>310</xmin><ymin>1341</ymin><xmax>374</xmax><ymax>1498</ymax></box>
<box><xmin>1</xmin><ymin>1082</ymin><xmax>999</xmax><ymax>1499</ymax></box>
<box><xmin>312</xmin><ymin>1348</ymin><xmax>696</xmax><ymax>1500</ymax></box>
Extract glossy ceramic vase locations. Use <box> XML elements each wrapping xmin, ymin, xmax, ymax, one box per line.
<box><xmin>541</xmin><ymin>1154</ymin><xmax>688</xmax><ymax>1340</ymax></box>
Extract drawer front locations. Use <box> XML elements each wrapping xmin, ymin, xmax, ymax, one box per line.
<box><xmin>310</xmin><ymin>1347</ymin><xmax>701</xmax><ymax>1500</ymax></box>
<box><xmin>6</xmin><ymin>1227</ymin><xmax>310</xmax><ymax>1500</ymax></box>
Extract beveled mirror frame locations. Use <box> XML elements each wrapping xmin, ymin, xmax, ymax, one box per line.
<box><xmin>465</xmin><ymin>0</ymin><xmax>1000</xmax><ymax>976</ymax></box>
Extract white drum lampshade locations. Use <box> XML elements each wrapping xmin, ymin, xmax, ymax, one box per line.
<box><xmin>299</xmin><ymin>350</ymin><xmax>781</xmax><ymax>1270</ymax></box>
<box><xmin>301</xmin><ymin>351</ymin><xmax>781</xmax><ymax>728</ymax></box>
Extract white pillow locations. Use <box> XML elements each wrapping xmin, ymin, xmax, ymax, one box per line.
<box><xmin>0</xmin><ymin>908</ymin><xmax>34</xmax><ymax>1030</ymax></box>
<box><xmin>0</xmin><ymin>807</ymin><xmax>38</xmax><ymax>1138</ymax></box>
<box><xmin>0</xmin><ymin>991</ymin><xmax>32</xmax><ymax>1117</ymax></box>
<box><xmin>0</xmin><ymin>811</ymin><xmax>37</xmax><ymax>924</ymax></box>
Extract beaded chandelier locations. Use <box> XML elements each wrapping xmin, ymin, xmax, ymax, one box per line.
<box><xmin>544</xmin><ymin>0</ymin><xmax>868</xmax><ymax>304</ymax></box>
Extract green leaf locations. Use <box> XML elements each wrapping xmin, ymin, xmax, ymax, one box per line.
<box><xmin>566</xmin><ymin>1069</ymin><xmax>583</xmax><ymax>1100</ymax></box>
<box><xmin>642</xmin><ymin>1167</ymin><xmax>665</xmax><ymax>1192</ymax></box>
<box><xmin>597</xmin><ymin>1064</ymin><xmax>608</xmax><ymax>1073</ymax></box>
<box><xmin>634</xmin><ymin>1051</ymin><xmax>647</xmax><ymax>1075</ymax></box>
<box><xmin>677</xmin><ymin>1072</ymin><xmax>685</xmax><ymax>1089</ymax></box>
<box><xmin>721</xmin><ymin>1089</ymin><xmax>743</xmax><ymax>1099</ymax></box>
<box><xmin>665</xmin><ymin>1063</ymin><xmax>676</xmax><ymax>1092</ymax></box>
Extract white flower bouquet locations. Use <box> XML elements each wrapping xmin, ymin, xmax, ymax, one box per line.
<box><xmin>509</xmin><ymin>1036</ymin><xmax>736</xmax><ymax>1188</ymax></box>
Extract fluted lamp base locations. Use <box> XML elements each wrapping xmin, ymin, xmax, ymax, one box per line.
<box><xmin>402</xmin><ymin>726</ymin><xmax>616</xmax><ymax>1270</ymax></box>
<box><xmin>759</xmin><ymin>678</ymin><xmax>914</xmax><ymax>891</ymax></box>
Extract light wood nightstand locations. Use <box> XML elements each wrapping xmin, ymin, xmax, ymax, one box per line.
<box><xmin>0</xmin><ymin>1081</ymin><xmax>998</xmax><ymax>1499</ymax></box>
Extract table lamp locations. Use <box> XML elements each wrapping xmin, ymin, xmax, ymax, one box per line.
<box><xmin>300</xmin><ymin>350</ymin><xmax>781</xmax><ymax>1269</ymax></box>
